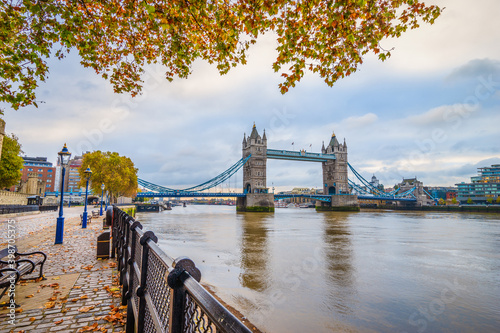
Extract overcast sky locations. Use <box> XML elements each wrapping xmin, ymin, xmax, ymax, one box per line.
<box><xmin>2</xmin><ymin>0</ymin><xmax>500</xmax><ymax>191</ymax></box>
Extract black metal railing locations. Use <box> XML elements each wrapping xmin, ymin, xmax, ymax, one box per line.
<box><xmin>0</xmin><ymin>205</ymin><xmax>58</xmax><ymax>214</ymax></box>
<box><xmin>0</xmin><ymin>205</ymin><xmax>38</xmax><ymax>215</ymax></box>
<box><xmin>39</xmin><ymin>205</ymin><xmax>58</xmax><ymax>212</ymax></box>
<box><xmin>110</xmin><ymin>206</ymin><xmax>252</xmax><ymax>333</ymax></box>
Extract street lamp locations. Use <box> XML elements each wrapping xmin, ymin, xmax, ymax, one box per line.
<box><xmin>100</xmin><ymin>183</ymin><xmax>105</xmax><ymax>216</ymax></box>
<box><xmin>55</xmin><ymin>144</ymin><xmax>71</xmax><ymax>244</ymax></box>
<box><xmin>81</xmin><ymin>167</ymin><xmax>92</xmax><ymax>229</ymax></box>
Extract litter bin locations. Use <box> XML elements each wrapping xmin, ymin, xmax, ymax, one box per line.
<box><xmin>97</xmin><ymin>232</ymin><xmax>110</xmax><ymax>259</ymax></box>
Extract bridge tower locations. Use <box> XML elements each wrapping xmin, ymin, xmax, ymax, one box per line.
<box><xmin>242</xmin><ymin>124</ymin><xmax>267</xmax><ymax>194</ymax></box>
<box><xmin>318</xmin><ymin>132</ymin><xmax>359</xmax><ymax>211</ymax></box>
<box><xmin>237</xmin><ymin>124</ymin><xmax>274</xmax><ymax>212</ymax></box>
<box><xmin>321</xmin><ymin>132</ymin><xmax>349</xmax><ymax>195</ymax></box>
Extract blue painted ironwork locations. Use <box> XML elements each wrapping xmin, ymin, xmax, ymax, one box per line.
<box><xmin>347</xmin><ymin>163</ymin><xmax>390</xmax><ymax>196</ymax></box>
<box><xmin>138</xmin><ymin>155</ymin><xmax>251</xmax><ymax>194</ymax></box>
<box><xmin>82</xmin><ymin>169</ymin><xmax>91</xmax><ymax>229</ymax></box>
<box><xmin>55</xmin><ymin>166</ymin><xmax>66</xmax><ymax>244</ymax></box>
<box><xmin>266</xmin><ymin>149</ymin><xmax>336</xmax><ymax>162</ymax></box>
<box><xmin>423</xmin><ymin>188</ymin><xmax>439</xmax><ymax>202</ymax></box>
<box><xmin>100</xmin><ymin>185</ymin><xmax>104</xmax><ymax>216</ymax></box>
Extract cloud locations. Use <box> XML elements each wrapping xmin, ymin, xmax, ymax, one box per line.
<box><xmin>405</xmin><ymin>104</ymin><xmax>480</xmax><ymax>127</ymax></box>
<box><xmin>446</xmin><ymin>58</ymin><xmax>500</xmax><ymax>82</ymax></box>
<box><xmin>341</xmin><ymin>113</ymin><xmax>378</xmax><ymax>129</ymax></box>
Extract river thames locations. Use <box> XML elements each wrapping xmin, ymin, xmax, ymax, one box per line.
<box><xmin>136</xmin><ymin>206</ymin><xmax>500</xmax><ymax>333</ymax></box>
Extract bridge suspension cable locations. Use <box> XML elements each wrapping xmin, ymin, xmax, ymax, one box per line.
<box><xmin>347</xmin><ymin>163</ymin><xmax>388</xmax><ymax>196</ymax></box>
<box><xmin>138</xmin><ymin>155</ymin><xmax>251</xmax><ymax>193</ymax></box>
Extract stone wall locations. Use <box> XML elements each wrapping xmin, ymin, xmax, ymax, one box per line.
<box><xmin>0</xmin><ymin>190</ymin><xmax>29</xmax><ymax>205</ymax></box>
<box><xmin>237</xmin><ymin>193</ymin><xmax>275</xmax><ymax>212</ymax></box>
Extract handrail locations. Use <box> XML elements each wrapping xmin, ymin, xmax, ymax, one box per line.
<box><xmin>110</xmin><ymin>205</ymin><xmax>252</xmax><ymax>333</ymax></box>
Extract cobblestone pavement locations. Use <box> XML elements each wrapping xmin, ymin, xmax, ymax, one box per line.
<box><xmin>0</xmin><ymin>208</ymin><xmax>126</xmax><ymax>333</ymax></box>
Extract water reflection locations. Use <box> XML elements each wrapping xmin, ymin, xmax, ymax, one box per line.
<box><xmin>321</xmin><ymin>212</ymin><xmax>356</xmax><ymax>316</ymax></box>
<box><xmin>238</xmin><ymin>212</ymin><xmax>271</xmax><ymax>292</ymax></box>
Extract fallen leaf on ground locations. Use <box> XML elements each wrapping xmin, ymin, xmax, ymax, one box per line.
<box><xmin>78</xmin><ymin>305</ymin><xmax>96</xmax><ymax>312</ymax></box>
<box><xmin>29</xmin><ymin>317</ymin><xmax>36</xmax><ymax>322</ymax></box>
<box><xmin>26</xmin><ymin>294</ymin><xmax>34</xmax><ymax>298</ymax></box>
<box><xmin>55</xmin><ymin>319</ymin><xmax>63</xmax><ymax>324</ymax></box>
<box><xmin>78</xmin><ymin>322</ymin><xmax>99</xmax><ymax>332</ymax></box>
<box><xmin>45</xmin><ymin>302</ymin><xmax>55</xmax><ymax>309</ymax></box>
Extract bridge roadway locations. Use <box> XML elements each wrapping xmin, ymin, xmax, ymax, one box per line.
<box><xmin>136</xmin><ymin>192</ymin><xmax>416</xmax><ymax>202</ymax></box>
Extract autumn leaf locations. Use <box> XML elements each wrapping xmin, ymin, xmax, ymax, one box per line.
<box><xmin>0</xmin><ymin>2</ymin><xmax>441</xmax><ymax>110</ymax></box>
<box><xmin>79</xmin><ymin>323</ymin><xmax>99</xmax><ymax>332</ymax></box>
<box><xmin>55</xmin><ymin>319</ymin><xmax>64</xmax><ymax>324</ymax></box>
<box><xmin>45</xmin><ymin>302</ymin><xmax>55</xmax><ymax>309</ymax></box>
<box><xmin>26</xmin><ymin>294</ymin><xmax>34</xmax><ymax>298</ymax></box>
<box><xmin>78</xmin><ymin>305</ymin><xmax>96</xmax><ymax>312</ymax></box>
<box><xmin>29</xmin><ymin>317</ymin><xmax>36</xmax><ymax>322</ymax></box>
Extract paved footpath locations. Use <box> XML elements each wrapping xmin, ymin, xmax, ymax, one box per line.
<box><xmin>0</xmin><ymin>207</ymin><xmax>126</xmax><ymax>333</ymax></box>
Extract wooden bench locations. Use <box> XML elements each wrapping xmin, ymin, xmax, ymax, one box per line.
<box><xmin>0</xmin><ymin>246</ymin><xmax>47</xmax><ymax>306</ymax></box>
<box><xmin>80</xmin><ymin>213</ymin><xmax>92</xmax><ymax>225</ymax></box>
<box><xmin>0</xmin><ymin>267</ymin><xmax>20</xmax><ymax>307</ymax></box>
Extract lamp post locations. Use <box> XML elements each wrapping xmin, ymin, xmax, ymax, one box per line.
<box><xmin>68</xmin><ymin>186</ymin><xmax>72</xmax><ymax>208</ymax></box>
<box><xmin>55</xmin><ymin>144</ymin><xmax>71</xmax><ymax>244</ymax></box>
<box><xmin>100</xmin><ymin>183</ymin><xmax>105</xmax><ymax>216</ymax></box>
<box><xmin>105</xmin><ymin>190</ymin><xmax>109</xmax><ymax>211</ymax></box>
<box><xmin>81</xmin><ymin>167</ymin><xmax>92</xmax><ymax>229</ymax></box>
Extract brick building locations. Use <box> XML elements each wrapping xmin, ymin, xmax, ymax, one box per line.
<box><xmin>11</xmin><ymin>157</ymin><xmax>56</xmax><ymax>193</ymax></box>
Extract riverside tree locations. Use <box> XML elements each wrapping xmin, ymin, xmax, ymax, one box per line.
<box><xmin>0</xmin><ymin>134</ymin><xmax>24</xmax><ymax>189</ymax></box>
<box><xmin>1</xmin><ymin>0</ymin><xmax>442</xmax><ymax>110</ymax></box>
<box><xmin>78</xmin><ymin>151</ymin><xmax>138</xmax><ymax>203</ymax></box>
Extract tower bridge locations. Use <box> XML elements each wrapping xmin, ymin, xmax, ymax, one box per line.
<box><xmin>136</xmin><ymin>125</ymin><xmax>434</xmax><ymax>211</ymax></box>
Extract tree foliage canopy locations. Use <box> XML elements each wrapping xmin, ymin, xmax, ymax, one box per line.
<box><xmin>0</xmin><ymin>134</ymin><xmax>24</xmax><ymax>188</ymax></box>
<box><xmin>78</xmin><ymin>151</ymin><xmax>138</xmax><ymax>201</ymax></box>
<box><xmin>1</xmin><ymin>0</ymin><xmax>441</xmax><ymax>110</ymax></box>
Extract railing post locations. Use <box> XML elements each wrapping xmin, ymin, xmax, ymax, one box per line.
<box><xmin>136</xmin><ymin>231</ymin><xmax>158</xmax><ymax>333</ymax></box>
<box><xmin>111</xmin><ymin>206</ymin><xmax>118</xmax><ymax>259</ymax></box>
<box><xmin>167</xmin><ymin>257</ymin><xmax>202</xmax><ymax>332</ymax></box>
<box><xmin>119</xmin><ymin>215</ymin><xmax>132</xmax><ymax>286</ymax></box>
<box><xmin>125</xmin><ymin>221</ymin><xmax>142</xmax><ymax>333</ymax></box>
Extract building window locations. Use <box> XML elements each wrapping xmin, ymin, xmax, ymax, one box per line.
<box><xmin>38</xmin><ymin>169</ymin><xmax>43</xmax><ymax>172</ymax></box>
<box><xmin>48</xmin><ymin>174</ymin><xmax>52</xmax><ymax>177</ymax></box>
<box><xmin>48</xmin><ymin>169</ymin><xmax>53</xmax><ymax>172</ymax></box>
<box><xmin>39</xmin><ymin>174</ymin><xmax>43</xmax><ymax>177</ymax></box>
<box><xmin>46</xmin><ymin>184</ymin><xmax>51</xmax><ymax>187</ymax></box>
<box><xmin>28</xmin><ymin>168</ymin><xmax>33</xmax><ymax>171</ymax></box>
<box><xmin>47</xmin><ymin>179</ymin><xmax>51</xmax><ymax>183</ymax></box>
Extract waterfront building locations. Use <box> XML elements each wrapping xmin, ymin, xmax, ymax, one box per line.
<box><xmin>456</xmin><ymin>164</ymin><xmax>500</xmax><ymax>203</ymax></box>
<box><xmin>58</xmin><ymin>155</ymin><xmax>84</xmax><ymax>193</ymax></box>
<box><xmin>10</xmin><ymin>156</ymin><xmax>56</xmax><ymax>193</ymax></box>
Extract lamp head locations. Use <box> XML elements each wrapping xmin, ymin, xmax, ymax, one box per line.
<box><xmin>84</xmin><ymin>166</ymin><xmax>92</xmax><ymax>180</ymax></box>
<box><xmin>58</xmin><ymin>143</ymin><xmax>71</xmax><ymax>166</ymax></box>
<box><xmin>101</xmin><ymin>183</ymin><xmax>105</xmax><ymax>190</ymax></box>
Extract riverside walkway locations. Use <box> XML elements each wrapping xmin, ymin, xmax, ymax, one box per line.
<box><xmin>0</xmin><ymin>207</ymin><xmax>125</xmax><ymax>333</ymax></box>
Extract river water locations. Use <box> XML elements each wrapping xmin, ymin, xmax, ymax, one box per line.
<box><xmin>136</xmin><ymin>206</ymin><xmax>500</xmax><ymax>333</ymax></box>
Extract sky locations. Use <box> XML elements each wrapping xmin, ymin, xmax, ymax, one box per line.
<box><xmin>2</xmin><ymin>0</ymin><xmax>500</xmax><ymax>191</ymax></box>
